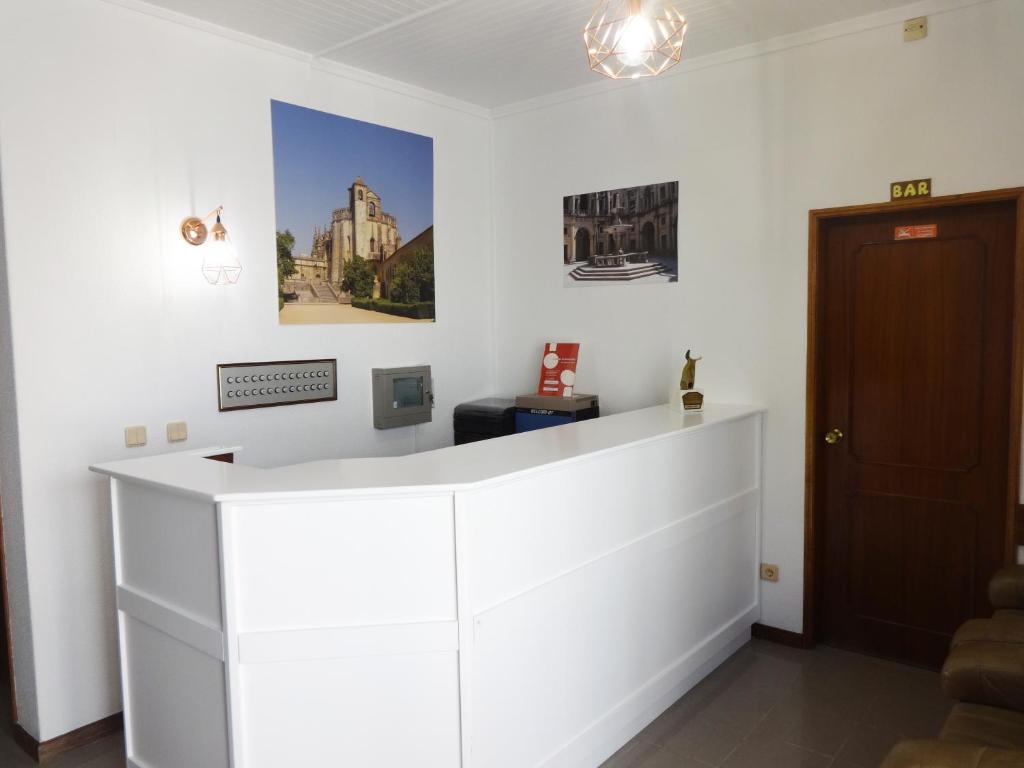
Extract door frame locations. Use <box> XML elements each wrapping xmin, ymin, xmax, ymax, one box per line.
<box><xmin>803</xmin><ymin>187</ymin><xmax>1024</xmax><ymax>643</ymax></box>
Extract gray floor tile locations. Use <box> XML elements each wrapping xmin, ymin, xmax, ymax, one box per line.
<box><xmin>603</xmin><ymin>736</ymin><xmax>711</xmax><ymax>768</ymax></box>
<box><xmin>0</xmin><ymin>679</ymin><xmax>125</xmax><ymax>768</ymax></box>
<box><xmin>656</xmin><ymin>714</ymin><xmax>748</xmax><ymax>765</ymax></box>
<box><xmin>751</xmin><ymin>692</ymin><xmax>854</xmax><ymax>756</ymax></box>
<box><xmin>720</xmin><ymin>737</ymin><xmax>832</xmax><ymax>768</ymax></box>
<box><xmin>832</xmin><ymin>721</ymin><xmax>905</xmax><ymax>768</ymax></box>
<box><xmin>861</xmin><ymin>683</ymin><xmax>952</xmax><ymax>738</ymax></box>
<box><xmin>48</xmin><ymin>733</ymin><xmax>126</xmax><ymax>768</ymax></box>
<box><xmin>602</xmin><ymin>640</ymin><xmax>946</xmax><ymax>768</ymax></box>
<box><xmin>698</xmin><ymin>683</ymin><xmax>780</xmax><ymax>732</ymax></box>
<box><xmin>0</xmin><ymin>639</ymin><xmax>946</xmax><ymax>768</ymax></box>
<box><xmin>0</xmin><ymin>738</ymin><xmax>38</xmax><ymax>768</ymax></box>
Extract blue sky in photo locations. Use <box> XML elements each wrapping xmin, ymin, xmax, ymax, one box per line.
<box><xmin>271</xmin><ymin>100</ymin><xmax>433</xmax><ymax>256</ymax></box>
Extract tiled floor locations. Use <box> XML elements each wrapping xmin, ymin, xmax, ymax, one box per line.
<box><xmin>600</xmin><ymin>640</ymin><xmax>952</xmax><ymax>768</ymax></box>
<box><xmin>0</xmin><ymin>678</ymin><xmax>124</xmax><ymax>768</ymax></box>
<box><xmin>0</xmin><ymin>640</ymin><xmax>949</xmax><ymax>767</ymax></box>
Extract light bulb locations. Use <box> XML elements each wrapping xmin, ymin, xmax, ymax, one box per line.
<box><xmin>615</xmin><ymin>13</ymin><xmax>654</xmax><ymax>68</ymax></box>
<box><xmin>202</xmin><ymin>216</ymin><xmax>242</xmax><ymax>285</ymax></box>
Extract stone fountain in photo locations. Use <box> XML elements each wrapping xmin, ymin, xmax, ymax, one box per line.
<box><xmin>569</xmin><ymin>206</ymin><xmax>667</xmax><ymax>282</ymax></box>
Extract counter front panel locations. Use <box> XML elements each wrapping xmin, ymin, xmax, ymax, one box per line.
<box><xmin>92</xmin><ymin>403</ymin><xmax>765</xmax><ymax>768</ymax></box>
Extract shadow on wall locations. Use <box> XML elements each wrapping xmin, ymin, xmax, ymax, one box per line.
<box><xmin>0</xmin><ymin>152</ymin><xmax>40</xmax><ymax>736</ymax></box>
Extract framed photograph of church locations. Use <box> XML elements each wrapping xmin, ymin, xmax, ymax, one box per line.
<box><xmin>562</xmin><ymin>182</ymin><xmax>679</xmax><ymax>286</ymax></box>
<box><xmin>271</xmin><ymin>100</ymin><xmax>435</xmax><ymax>324</ymax></box>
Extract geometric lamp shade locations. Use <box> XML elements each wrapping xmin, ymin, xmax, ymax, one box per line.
<box><xmin>584</xmin><ymin>0</ymin><xmax>688</xmax><ymax>80</ymax></box>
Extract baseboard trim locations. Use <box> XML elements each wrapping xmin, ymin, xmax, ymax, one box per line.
<box><xmin>12</xmin><ymin>711</ymin><xmax>123</xmax><ymax>763</ymax></box>
<box><xmin>751</xmin><ymin>622</ymin><xmax>812</xmax><ymax>649</ymax></box>
<box><xmin>537</xmin><ymin>606</ymin><xmax>758</xmax><ymax>767</ymax></box>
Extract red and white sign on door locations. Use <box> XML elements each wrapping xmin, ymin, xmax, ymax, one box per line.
<box><xmin>895</xmin><ymin>224</ymin><xmax>938</xmax><ymax>240</ymax></box>
<box><xmin>537</xmin><ymin>342</ymin><xmax>580</xmax><ymax>397</ymax></box>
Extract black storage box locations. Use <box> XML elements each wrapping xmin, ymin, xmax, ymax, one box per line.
<box><xmin>513</xmin><ymin>393</ymin><xmax>600</xmax><ymax>433</ymax></box>
<box><xmin>453</xmin><ymin>397</ymin><xmax>517</xmax><ymax>445</ymax></box>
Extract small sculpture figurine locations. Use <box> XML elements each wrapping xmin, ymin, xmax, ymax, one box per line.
<box><xmin>679</xmin><ymin>350</ymin><xmax>704</xmax><ymax>412</ymax></box>
<box><xmin>679</xmin><ymin>349</ymin><xmax>702</xmax><ymax>391</ymax></box>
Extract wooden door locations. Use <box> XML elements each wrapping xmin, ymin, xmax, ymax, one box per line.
<box><xmin>816</xmin><ymin>198</ymin><xmax>1019</xmax><ymax>668</ymax></box>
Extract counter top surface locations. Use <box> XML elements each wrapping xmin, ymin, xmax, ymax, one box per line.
<box><xmin>90</xmin><ymin>402</ymin><xmax>763</xmax><ymax>502</ymax></box>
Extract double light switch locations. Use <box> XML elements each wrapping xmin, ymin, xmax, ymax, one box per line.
<box><xmin>124</xmin><ymin>426</ymin><xmax>147</xmax><ymax>448</ymax></box>
<box><xmin>166</xmin><ymin>421</ymin><xmax>188</xmax><ymax>443</ymax></box>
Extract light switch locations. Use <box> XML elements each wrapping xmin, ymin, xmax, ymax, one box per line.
<box><xmin>124</xmin><ymin>426</ymin><xmax>147</xmax><ymax>448</ymax></box>
<box><xmin>166</xmin><ymin>421</ymin><xmax>188</xmax><ymax>443</ymax></box>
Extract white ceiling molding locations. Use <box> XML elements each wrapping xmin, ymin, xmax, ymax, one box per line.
<box><xmin>100</xmin><ymin>0</ymin><xmax>312</xmax><ymax>63</ymax></box>
<box><xmin>98</xmin><ymin>0</ymin><xmax>492</xmax><ymax>119</ymax></box>
<box><xmin>309</xmin><ymin>58</ymin><xmax>493</xmax><ymax>119</ymax></box>
<box><xmin>490</xmin><ymin>0</ymin><xmax>997</xmax><ymax>118</ymax></box>
<box><xmin>99</xmin><ymin>0</ymin><xmax>995</xmax><ymax>117</ymax></box>
<box><xmin>312</xmin><ymin>0</ymin><xmax>473</xmax><ymax>59</ymax></box>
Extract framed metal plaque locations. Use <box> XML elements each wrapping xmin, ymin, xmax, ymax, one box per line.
<box><xmin>217</xmin><ymin>359</ymin><xmax>337</xmax><ymax>412</ymax></box>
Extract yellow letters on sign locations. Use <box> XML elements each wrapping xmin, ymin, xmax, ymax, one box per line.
<box><xmin>890</xmin><ymin>178</ymin><xmax>932</xmax><ymax>201</ymax></box>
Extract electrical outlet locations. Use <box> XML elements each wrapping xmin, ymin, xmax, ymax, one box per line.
<box><xmin>760</xmin><ymin>563</ymin><xmax>780</xmax><ymax>582</ymax></box>
<box><xmin>903</xmin><ymin>16</ymin><xmax>927</xmax><ymax>42</ymax></box>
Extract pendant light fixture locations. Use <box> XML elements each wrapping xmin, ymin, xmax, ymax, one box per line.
<box><xmin>584</xmin><ymin>0</ymin><xmax>688</xmax><ymax>80</ymax></box>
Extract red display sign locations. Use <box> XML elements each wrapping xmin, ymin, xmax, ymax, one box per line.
<box><xmin>895</xmin><ymin>224</ymin><xmax>938</xmax><ymax>240</ymax></box>
<box><xmin>537</xmin><ymin>342</ymin><xmax>580</xmax><ymax>397</ymax></box>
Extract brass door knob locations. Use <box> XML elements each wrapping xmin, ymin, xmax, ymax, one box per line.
<box><xmin>824</xmin><ymin>428</ymin><xmax>844</xmax><ymax>445</ymax></box>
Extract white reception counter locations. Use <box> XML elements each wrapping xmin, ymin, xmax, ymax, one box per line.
<box><xmin>91</xmin><ymin>403</ymin><xmax>765</xmax><ymax>768</ymax></box>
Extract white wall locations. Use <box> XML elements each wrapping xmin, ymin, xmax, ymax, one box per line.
<box><xmin>490</xmin><ymin>0</ymin><xmax>1024</xmax><ymax>635</ymax></box>
<box><xmin>0</xmin><ymin>0</ymin><xmax>494</xmax><ymax>740</ymax></box>
<box><xmin>3</xmin><ymin>0</ymin><xmax>1024</xmax><ymax>745</ymax></box>
<box><xmin>0</xmin><ymin>151</ymin><xmax>40</xmax><ymax>737</ymax></box>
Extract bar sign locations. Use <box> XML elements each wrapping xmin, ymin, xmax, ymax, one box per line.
<box><xmin>895</xmin><ymin>224</ymin><xmax>938</xmax><ymax>240</ymax></box>
<box><xmin>891</xmin><ymin>178</ymin><xmax>932</xmax><ymax>200</ymax></box>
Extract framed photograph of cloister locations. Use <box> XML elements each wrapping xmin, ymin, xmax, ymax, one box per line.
<box><xmin>271</xmin><ymin>100</ymin><xmax>435</xmax><ymax>324</ymax></box>
<box><xmin>562</xmin><ymin>182</ymin><xmax>679</xmax><ymax>286</ymax></box>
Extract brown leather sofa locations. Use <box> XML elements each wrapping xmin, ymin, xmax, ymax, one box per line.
<box><xmin>882</xmin><ymin>740</ymin><xmax>1024</xmax><ymax>767</ymax></box>
<box><xmin>880</xmin><ymin>566</ymin><xmax>1024</xmax><ymax>768</ymax></box>
<box><xmin>989</xmin><ymin>567</ymin><xmax>1024</xmax><ymax>615</ymax></box>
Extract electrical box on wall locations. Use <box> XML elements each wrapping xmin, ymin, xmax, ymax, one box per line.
<box><xmin>372</xmin><ymin>366</ymin><xmax>433</xmax><ymax>429</ymax></box>
<box><xmin>903</xmin><ymin>16</ymin><xmax>927</xmax><ymax>42</ymax></box>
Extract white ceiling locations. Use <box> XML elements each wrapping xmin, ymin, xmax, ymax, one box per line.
<box><xmin>131</xmin><ymin>0</ymin><xmax>923</xmax><ymax>108</ymax></box>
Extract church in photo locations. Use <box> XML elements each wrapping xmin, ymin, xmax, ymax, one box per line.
<box><xmin>279</xmin><ymin>172</ymin><xmax>435</xmax><ymax>322</ymax></box>
<box><xmin>288</xmin><ymin>177</ymin><xmax>402</xmax><ymax>302</ymax></box>
<box><xmin>312</xmin><ymin>176</ymin><xmax>402</xmax><ymax>292</ymax></box>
